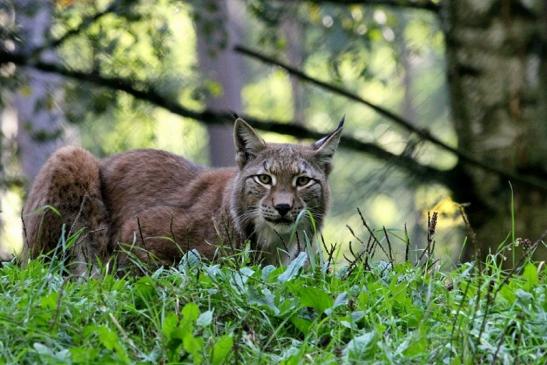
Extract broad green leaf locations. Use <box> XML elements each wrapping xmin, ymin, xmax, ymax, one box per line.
<box><xmin>522</xmin><ymin>263</ymin><xmax>538</xmax><ymax>287</ymax></box>
<box><xmin>404</xmin><ymin>335</ymin><xmax>427</xmax><ymax>357</ymax></box>
<box><xmin>325</xmin><ymin>292</ymin><xmax>348</xmax><ymax>315</ymax></box>
<box><xmin>182</xmin><ymin>302</ymin><xmax>200</xmax><ymax>322</ymax></box>
<box><xmin>212</xmin><ymin>335</ymin><xmax>233</xmax><ymax>365</ymax></box>
<box><xmin>261</xmin><ymin>265</ymin><xmax>276</xmax><ymax>280</ymax></box>
<box><xmin>197</xmin><ymin>310</ymin><xmax>213</xmax><ymax>327</ymax></box>
<box><xmin>40</xmin><ymin>292</ymin><xmax>58</xmax><ymax>310</ymax></box>
<box><xmin>97</xmin><ymin>326</ymin><xmax>118</xmax><ymax>351</ymax></box>
<box><xmin>297</xmin><ymin>286</ymin><xmax>333</xmax><ymax>312</ymax></box>
<box><xmin>290</xmin><ymin>316</ymin><xmax>311</xmax><ymax>335</ymax></box>
<box><xmin>278</xmin><ymin>252</ymin><xmax>307</xmax><ymax>283</ymax></box>
<box><xmin>343</xmin><ymin>331</ymin><xmax>377</xmax><ymax>360</ymax></box>
<box><xmin>96</xmin><ymin>326</ymin><xmax>129</xmax><ymax>363</ymax></box>
<box><xmin>499</xmin><ymin>284</ymin><xmax>516</xmax><ymax>303</ymax></box>
<box><xmin>162</xmin><ymin>312</ymin><xmax>178</xmax><ymax>339</ymax></box>
<box><xmin>135</xmin><ymin>276</ymin><xmax>157</xmax><ymax>300</ymax></box>
<box><xmin>183</xmin><ymin>335</ymin><xmax>203</xmax><ymax>364</ymax></box>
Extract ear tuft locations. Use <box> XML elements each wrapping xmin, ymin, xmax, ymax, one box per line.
<box><xmin>312</xmin><ymin>117</ymin><xmax>344</xmax><ymax>174</ymax></box>
<box><xmin>233</xmin><ymin>118</ymin><xmax>265</xmax><ymax>168</ymax></box>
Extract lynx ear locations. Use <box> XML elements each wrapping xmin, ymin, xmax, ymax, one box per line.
<box><xmin>312</xmin><ymin>117</ymin><xmax>344</xmax><ymax>174</ymax></box>
<box><xmin>234</xmin><ymin>117</ymin><xmax>266</xmax><ymax>168</ymax></box>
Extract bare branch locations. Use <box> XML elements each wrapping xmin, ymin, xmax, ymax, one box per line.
<box><xmin>276</xmin><ymin>0</ymin><xmax>441</xmax><ymax>12</ymax></box>
<box><xmin>234</xmin><ymin>44</ymin><xmax>547</xmax><ymax>191</ymax></box>
<box><xmin>0</xmin><ymin>49</ymin><xmax>450</xmax><ymax>184</ymax></box>
<box><xmin>30</xmin><ymin>0</ymin><xmax>125</xmax><ymax>58</ymax></box>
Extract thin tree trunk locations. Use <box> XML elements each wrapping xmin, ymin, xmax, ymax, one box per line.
<box><xmin>0</xmin><ymin>107</ymin><xmax>4</xmax><ymax>252</ymax></box>
<box><xmin>444</xmin><ymin>0</ymin><xmax>547</xmax><ymax>261</ymax></box>
<box><xmin>195</xmin><ymin>0</ymin><xmax>244</xmax><ymax>167</ymax></box>
<box><xmin>13</xmin><ymin>0</ymin><xmax>64</xmax><ymax>183</ymax></box>
<box><xmin>282</xmin><ymin>13</ymin><xmax>306</xmax><ymax>124</ymax></box>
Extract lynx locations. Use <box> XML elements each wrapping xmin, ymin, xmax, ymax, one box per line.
<box><xmin>21</xmin><ymin>117</ymin><xmax>343</xmax><ymax>274</ymax></box>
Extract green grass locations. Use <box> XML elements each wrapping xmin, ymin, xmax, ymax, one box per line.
<box><xmin>0</xmin><ymin>239</ymin><xmax>545</xmax><ymax>364</ymax></box>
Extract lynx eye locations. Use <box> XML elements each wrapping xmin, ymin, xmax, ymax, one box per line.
<box><xmin>296</xmin><ymin>176</ymin><xmax>311</xmax><ymax>187</ymax></box>
<box><xmin>255</xmin><ymin>174</ymin><xmax>272</xmax><ymax>185</ymax></box>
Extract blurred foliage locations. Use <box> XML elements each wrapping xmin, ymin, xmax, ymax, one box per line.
<box><xmin>0</xmin><ymin>0</ymin><xmax>466</xmax><ymax>263</ymax></box>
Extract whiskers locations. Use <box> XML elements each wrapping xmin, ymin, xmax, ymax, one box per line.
<box><xmin>233</xmin><ymin>207</ymin><xmax>259</xmax><ymax>226</ymax></box>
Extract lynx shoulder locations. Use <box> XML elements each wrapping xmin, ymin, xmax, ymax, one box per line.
<box><xmin>21</xmin><ymin>118</ymin><xmax>343</xmax><ymax>273</ymax></box>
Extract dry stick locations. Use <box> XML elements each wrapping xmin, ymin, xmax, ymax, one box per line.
<box><xmin>382</xmin><ymin>226</ymin><xmax>394</xmax><ymax>265</ymax></box>
<box><xmin>345</xmin><ymin>225</ymin><xmax>372</xmax><ymax>271</ymax></box>
<box><xmin>0</xmin><ymin>49</ymin><xmax>465</xmax><ymax>187</ymax></box>
<box><xmin>326</xmin><ymin>244</ymin><xmax>337</xmax><ymax>272</ymax></box>
<box><xmin>234</xmin><ymin>45</ymin><xmax>547</xmax><ymax>191</ymax></box>
<box><xmin>320</xmin><ymin>234</ymin><xmax>336</xmax><ymax>272</ymax></box>
<box><xmin>363</xmin><ymin>235</ymin><xmax>375</xmax><ymax>271</ymax></box>
<box><xmin>345</xmin><ymin>244</ymin><xmax>369</xmax><ymax>277</ymax></box>
<box><xmin>458</xmin><ymin>206</ymin><xmax>478</xmax><ymax>259</ymax></box>
<box><xmin>343</xmin><ymin>241</ymin><xmax>355</xmax><ymax>264</ymax></box>
<box><xmin>404</xmin><ymin>223</ymin><xmax>410</xmax><ymax>263</ymax></box>
<box><xmin>357</xmin><ymin>208</ymin><xmax>391</xmax><ymax>261</ymax></box>
<box><xmin>346</xmin><ymin>225</ymin><xmax>365</xmax><ymax>247</ymax></box>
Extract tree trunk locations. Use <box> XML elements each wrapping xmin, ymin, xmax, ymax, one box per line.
<box><xmin>444</xmin><ymin>0</ymin><xmax>547</xmax><ymax>261</ymax></box>
<box><xmin>13</xmin><ymin>0</ymin><xmax>64</xmax><ymax>183</ymax></box>
<box><xmin>195</xmin><ymin>0</ymin><xmax>244</xmax><ymax>167</ymax></box>
<box><xmin>397</xmin><ymin>16</ymin><xmax>423</xmax><ymax>263</ymax></box>
<box><xmin>282</xmin><ymin>13</ymin><xmax>306</xmax><ymax>124</ymax></box>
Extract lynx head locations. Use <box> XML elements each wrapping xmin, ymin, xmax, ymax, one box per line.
<box><xmin>230</xmin><ymin>117</ymin><xmax>343</xmax><ymax>261</ymax></box>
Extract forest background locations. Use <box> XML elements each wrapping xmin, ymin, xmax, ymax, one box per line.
<box><xmin>0</xmin><ymin>0</ymin><xmax>546</xmax><ymax>264</ymax></box>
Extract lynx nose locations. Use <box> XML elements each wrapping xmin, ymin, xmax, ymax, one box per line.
<box><xmin>274</xmin><ymin>204</ymin><xmax>291</xmax><ymax>217</ymax></box>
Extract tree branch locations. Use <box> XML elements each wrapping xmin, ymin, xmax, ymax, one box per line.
<box><xmin>234</xmin><ymin>44</ymin><xmax>547</xmax><ymax>191</ymax></box>
<box><xmin>0</xmin><ymin>49</ymin><xmax>450</xmax><ymax>185</ymax></box>
<box><xmin>276</xmin><ymin>0</ymin><xmax>441</xmax><ymax>12</ymax></box>
<box><xmin>29</xmin><ymin>0</ymin><xmax>125</xmax><ymax>58</ymax></box>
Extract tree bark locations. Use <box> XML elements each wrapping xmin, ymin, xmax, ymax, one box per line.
<box><xmin>444</xmin><ymin>0</ymin><xmax>547</xmax><ymax>260</ymax></box>
<box><xmin>13</xmin><ymin>0</ymin><xmax>64</xmax><ymax>183</ymax></box>
<box><xmin>195</xmin><ymin>0</ymin><xmax>244</xmax><ymax>167</ymax></box>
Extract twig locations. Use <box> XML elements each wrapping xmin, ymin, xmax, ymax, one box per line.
<box><xmin>382</xmin><ymin>226</ymin><xmax>394</xmax><ymax>265</ymax></box>
<box><xmin>281</xmin><ymin>0</ymin><xmax>441</xmax><ymax>12</ymax></box>
<box><xmin>321</xmin><ymin>238</ymin><xmax>337</xmax><ymax>272</ymax></box>
<box><xmin>404</xmin><ymin>223</ymin><xmax>410</xmax><ymax>263</ymax></box>
<box><xmin>357</xmin><ymin>208</ymin><xmax>391</xmax><ymax>260</ymax></box>
<box><xmin>29</xmin><ymin>0</ymin><xmax>125</xmax><ymax>58</ymax></box>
